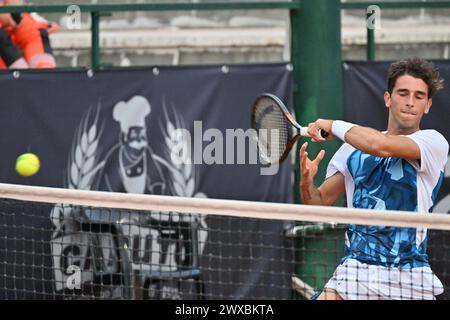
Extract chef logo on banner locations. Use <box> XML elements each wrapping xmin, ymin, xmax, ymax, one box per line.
<box><xmin>50</xmin><ymin>95</ymin><xmax>208</xmax><ymax>299</ymax></box>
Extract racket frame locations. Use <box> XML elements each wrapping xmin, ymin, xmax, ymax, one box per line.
<box><xmin>251</xmin><ymin>93</ymin><xmax>303</xmax><ymax>164</ymax></box>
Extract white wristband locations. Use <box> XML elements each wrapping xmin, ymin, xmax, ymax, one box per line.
<box><xmin>331</xmin><ymin>120</ymin><xmax>358</xmax><ymax>142</ymax></box>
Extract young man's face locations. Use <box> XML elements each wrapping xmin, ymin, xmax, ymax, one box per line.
<box><xmin>384</xmin><ymin>74</ymin><xmax>432</xmax><ymax>131</ymax></box>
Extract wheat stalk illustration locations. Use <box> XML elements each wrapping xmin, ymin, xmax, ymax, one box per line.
<box><xmin>67</xmin><ymin>103</ymin><xmax>105</xmax><ymax>190</ymax></box>
<box><xmin>51</xmin><ymin>102</ymin><xmax>106</xmax><ymax>237</ymax></box>
<box><xmin>162</xmin><ymin>107</ymin><xmax>195</xmax><ymax>197</ymax></box>
<box><xmin>152</xmin><ymin>101</ymin><xmax>208</xmax><ymax>253</ymax></box>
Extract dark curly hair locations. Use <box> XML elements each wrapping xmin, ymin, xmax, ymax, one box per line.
<box><xmin>387</xmin><ymin>58</ymin><xmax>444</xmax><ymax>98</ymax></box>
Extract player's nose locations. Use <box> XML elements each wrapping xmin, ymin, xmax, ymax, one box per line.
<box><xmin>406</xmin><ymin>94</ymin><xmax>415</xmax><ymax>107</ymax></box>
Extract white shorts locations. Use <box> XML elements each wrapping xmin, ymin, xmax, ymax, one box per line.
<box><xmin>324</xmin><ymin>258</ymin><xmax>444</xmax><ymax>300</ymax></box>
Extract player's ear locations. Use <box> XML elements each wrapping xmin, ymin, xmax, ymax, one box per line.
<box><xmin>384</xmin><ymin>91</ymin><xmax>391</xmax><ymax>108</ymax></box>
<box><xmin>424</xmin><ymin>98</ymin><xmax>432</xmax><ymax>115</ymax></box>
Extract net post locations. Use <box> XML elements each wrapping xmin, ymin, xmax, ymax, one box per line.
<box><xmin>291</xmin><ymin>0</ymin><xmax>343</xmax><ymax>204</ymax></box>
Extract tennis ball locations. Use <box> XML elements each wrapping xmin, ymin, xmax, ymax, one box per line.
<box><xmin>16</xmin><ymin>153</ymin><xmax>40</xmax><ymax>177</ymax></box>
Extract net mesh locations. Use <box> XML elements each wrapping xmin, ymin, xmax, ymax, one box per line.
<box><xmin>0</xmin><ymin>185</ymin><xmax>449</xmax><ymax>300</ymax></box>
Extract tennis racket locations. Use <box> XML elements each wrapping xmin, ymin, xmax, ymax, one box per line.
<box><xmin>251</xmin><ymin>93</ymin><xmax>329</xmax><ymax>164</ymax></box>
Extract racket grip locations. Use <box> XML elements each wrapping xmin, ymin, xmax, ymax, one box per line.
<box><xmin>300</xmin><ymin>127</ymin><xmax>309</xmax><ymax>137</ymax></box>
<box><xmin>300</xmin><ymin>127</ymin><xmax>330</xmax><ymax>138</ymax></box>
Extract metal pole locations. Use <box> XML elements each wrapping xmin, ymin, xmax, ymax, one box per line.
<box><xmin>366</xmin><ymin>12</ymin><xmax>375</xmax><ymax>61</ymax></box>
<box><xmin>91</xmin><ymin>11</ymin><xmax>100</xmax><ymax>69</ymax></box>
<box><xmin>290</xmin><ymin>0</ymin><xmax>302</xmax><ymax>205</ymax></box>
<box><xmin>291</xmin><ymin>0</ymin><xmax>343</xmax><ymax>204</ymax></box>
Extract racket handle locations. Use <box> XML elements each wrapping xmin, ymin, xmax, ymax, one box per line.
<box><xmin>320</xmin><ymin>130</ymin><xmax>329</xmax><ymax>138</ymax></box>
<box><xmin>300</xmin><ymin>127</ymin><xmax>330</xmax><ymax>138</ymax></box>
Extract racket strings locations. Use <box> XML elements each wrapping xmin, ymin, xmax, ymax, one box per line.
<box><xmin>253</xmin><ymin>98</ymin><xmax>290</xmax><ymax>163</ymax></box>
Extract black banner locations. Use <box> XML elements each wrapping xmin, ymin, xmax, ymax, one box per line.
<box><xmin>0</xmin><ymin>64</ymin><xmax>294</xmax><ymax>299</ymax></box>
<box><xmin>344</xmin><ymin>60</ymin><xmax>450</xmax><ymax>299</ymax></box>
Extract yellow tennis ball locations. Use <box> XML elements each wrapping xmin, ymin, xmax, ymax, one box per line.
<box><xmin>16</xmin><ymin>153</ymin><xmax>40</xmax><ymax>177</ymax></box>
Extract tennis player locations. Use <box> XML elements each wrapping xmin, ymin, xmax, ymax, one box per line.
<box><xmin>300</xmin><ymin>58</ymin><xmax>449</xmax><ymax>300</ymax></box>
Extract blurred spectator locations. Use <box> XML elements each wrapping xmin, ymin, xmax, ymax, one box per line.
<box><xmin>0</xmin><ymin>0</ymin><xmax>58</xmax><ymax>69</ymax></box>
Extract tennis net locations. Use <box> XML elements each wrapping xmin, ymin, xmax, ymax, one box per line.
<box><xmin>0</xmin><ymin>183</ymin><xmax>449</xmax><ymax>300</ymax></box>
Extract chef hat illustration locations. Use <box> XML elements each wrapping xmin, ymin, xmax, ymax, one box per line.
<box><xmin>113</xmin><ymin>96</ymin><xmax>151</xmax><ymax>133</ymax></box>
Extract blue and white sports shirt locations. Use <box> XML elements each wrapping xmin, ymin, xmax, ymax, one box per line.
<box><xmin>326</xmin><ymin>129</ymin><xmax>449</xmax><ymax>268</ymax></box>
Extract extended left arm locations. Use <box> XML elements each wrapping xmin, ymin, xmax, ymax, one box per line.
<box><xmin>307</xmin><ymin>119</ymin><xmax>421</xmax><ymax>160</ymax></box>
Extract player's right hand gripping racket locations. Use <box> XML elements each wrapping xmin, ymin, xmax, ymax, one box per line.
<box><xmin>251</xmin><ymin>93</ymin><xmax>329</xmax><ymax>164</ymax></box>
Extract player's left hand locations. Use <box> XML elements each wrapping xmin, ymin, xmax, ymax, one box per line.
<box><xmin>307</xmin><ymin>119</ymin><xmax>334</xmax><ymax>142</ymax></box>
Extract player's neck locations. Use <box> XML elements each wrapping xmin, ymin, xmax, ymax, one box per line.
<box><xmin>386</xmin><ymin>123</ymin><xmax>420</xmax><ymax>136</ymax></box>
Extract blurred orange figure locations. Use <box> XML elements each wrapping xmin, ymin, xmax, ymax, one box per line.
<box><xmin>0</xmin><ymin>0</ymin><xmax>58</xmax><ymax>69</ymax></box>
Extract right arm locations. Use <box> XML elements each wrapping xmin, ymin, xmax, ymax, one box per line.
<box><xmin>299</xmin><ymin>142</ymin><xmax>345</xmax><ymax>206</ymax></box>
